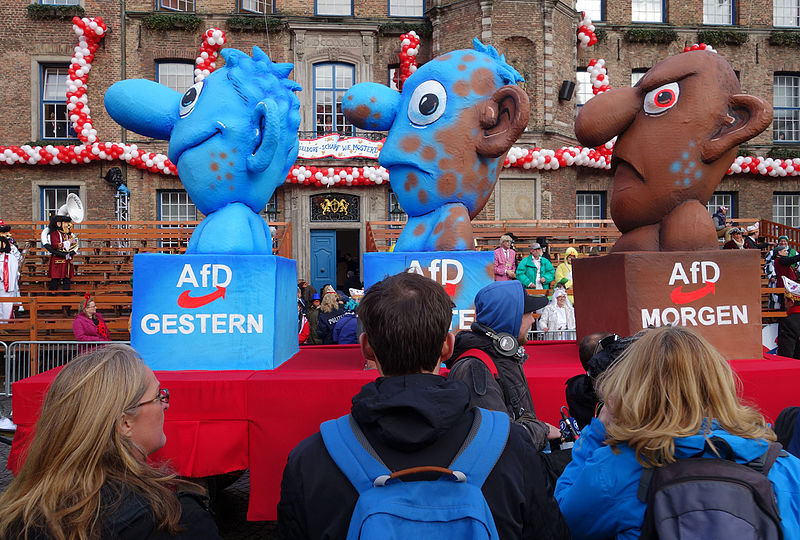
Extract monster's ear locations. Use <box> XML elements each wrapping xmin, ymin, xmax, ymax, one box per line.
<box><xmin>342</xmin><ymin>83</ymin><xmax>400</xmax><ymax>131</ymax></box>
<box><xmin>104</xmin><ymin>80</ymin><xmax>181</xmax><ymax>140</ymax></box>
<box><xmin>475</xmin><ymin>85</ymin><xmax>530</xmax><ymax>158</ymax></box>
<box><xmin>700</xmin><ymin>94</ymin><xmax>773</xmax><ymax>162</ymax></box>
<box><xmin>247</xmin><ymin>99</ymin><xmax>280</xmax><ymax>173</ymax></box>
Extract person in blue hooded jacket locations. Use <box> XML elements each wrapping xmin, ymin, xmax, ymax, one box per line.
<box><xmin>448</xmin><ymin>280</ymin><xmax>560</xmax><ymax>452</ymax></box>
<box><xmin>555</xmin><ymin>325</ymin><xmax>800</xmax><ymax>540</ymax></box>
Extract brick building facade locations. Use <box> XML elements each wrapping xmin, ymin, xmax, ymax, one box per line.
<box><xmin>1</xmin><ymin>0</ymin><xmax>798</xmax><ymax>283</ymax></box>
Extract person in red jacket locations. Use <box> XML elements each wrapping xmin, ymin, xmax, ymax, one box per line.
<box><xmin>73</xmin><ymin>293</ymin><xmax>110</xmax><ymax>342</ymax></box>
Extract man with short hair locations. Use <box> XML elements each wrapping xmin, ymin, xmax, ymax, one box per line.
<box><xmin>448</xmin><ymin>280</ymin><xmax>561</xmax><ymax>451</ymax></box>
<box><xmin>517</xmin><ymin>242</ymin><xmax>556</xmax><ymax>290</ymax></box>
<box><xmin>712</xmin><ymin>205</ymin><xmax>730</xmax><ymax>239</ymax></box>
<box><xmin>278</xmin><ymin>272</ymin><xmax>569</xmax><ymax>540</ymax></box>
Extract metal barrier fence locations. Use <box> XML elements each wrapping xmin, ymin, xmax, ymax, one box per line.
<box><xmin>3</xmin><ymin>341</ymin><xmax>130</xmax><ymax>396</ymax></box>
<box><xmin>528</xmin><ymin>330</ymin><xmax>577</xmax><ymax>341</ymax></box>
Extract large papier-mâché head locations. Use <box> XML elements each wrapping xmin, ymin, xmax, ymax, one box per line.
<box><xmin>574</xmin><ymin>50</ymin><xmax>771</xmax><ymax>235</ymax></box>
<box><xmin>104</xmin><ymin>47</ymin><xmax>301</xmax><ymax>216</ymax></box>
<box><xmin>343</xmin><ymin>39</ymin><xmax>529</xmax><ymax>219</ymax></box>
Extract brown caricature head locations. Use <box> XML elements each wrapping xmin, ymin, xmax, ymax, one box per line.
<box><xmin>575</xmin><ymin>51</ymin><xmax>771</xmax><ymax>238</ymax></box>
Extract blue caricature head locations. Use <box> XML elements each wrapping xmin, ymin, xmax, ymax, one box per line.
<box><xmin>104</xmin><ymin>46</ymin><xmax>301</xmax><ymax>219</ymax></box>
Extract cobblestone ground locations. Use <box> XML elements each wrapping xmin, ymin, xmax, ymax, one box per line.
<box><xmin>0</xmin><ymin>396</ymin><xmax>278</xmax><ymax>540</ymax></box>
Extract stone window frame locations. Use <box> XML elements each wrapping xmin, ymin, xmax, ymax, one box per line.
<box><xmin>576</xmin><ymin>191</ymin><xmax>606</xmax><ymax>226</ymax></box>
<box><xmin>156</xmin><ymin>60</ymin><xmax>195</xmax><ymax>93</ymax></box>
<box><xmin>33</xmin><ymin>182</ymin><xmax>86</xmax><ymax>222</ymax></box>
<box><xmin>703</xmin><ymin>0</ymin><xmax>735</xmax><ymax>25</ymax></box>
<box><xmin>774</xmin><ymin>73</ymin><xmax>800</xmax><ymax>142</ymax></box>
<box><xmin>312</xmin><ymin>62</ymin><xmax>356</xmax><ymax>136</ymax></box>
<box><xmin>31</xmin><ymin>57</ymin><xmax>78</xmax><ymax>142</ymax></box>
<box><xmin>774</xmin><ymin>0</ymin><xmax>800</xmax><ymax>27</ymax></box>
<box><xmin>774</xmin><ymin>192</ymin><xmax>800</xmax><ymax>228</ymax></box>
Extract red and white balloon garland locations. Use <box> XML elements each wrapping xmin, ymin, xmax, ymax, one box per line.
<box><xmin>0</xmin><ymin>20</ymin><xmax>795</xmax><ymax>183</ymax></box>
<box><xmin>397</xmin><ymin>31</ymin><xmax>420</xmax><ymax>91</ymax></box>
<box><xmin>195</xmin><ymin>28</ymin><xmax>226</xmax><ymax>83</ymax></box>
<box><xmin>577</xmin><ymin>12</ymin><xmax>597</xmax><ymax>49</ymax></box>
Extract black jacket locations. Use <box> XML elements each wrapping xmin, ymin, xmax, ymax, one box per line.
<box><xmin>316</xmin><ymin>306</ymin><xmax>353</xmax><ymax>345</ymax></box>
<box><xmin>778</xmin><ymin>312</ymin><xmax>800</xmax><ymax>359</ymax></box>
<box><xmin>12</xmin><ymin>483</ymin><xmax>220</xmax><ymax>540</ymax></box>
<box><xmin>277</xmin><ymin>373</ymin><xmax>570</xmax><ymax>540</ymax></box>
<box><xmin>447</xmin><ymin>331</ymin><xmax>551</xmax><ymax>451</ymax></box>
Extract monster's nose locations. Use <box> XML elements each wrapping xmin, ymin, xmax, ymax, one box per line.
<box><xmin>574</xmin><ymin>86</ymin><xmax>641</xmax><ymax>148</ymax></box>
<box><xmin>342</xmin><ymin>83</ymin><xmax>400</xmax><ymax>131</ymax></box>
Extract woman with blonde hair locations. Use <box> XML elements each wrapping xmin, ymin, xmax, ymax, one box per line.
<box><xmin>0</xmin><ymin>345</ymin><xmax>220</xmax><ymax>540</ymax></box>
<box><xmin>555</xmin><ymin>326</ymin><xmax>800</xmax><ymax>539</ymax></box>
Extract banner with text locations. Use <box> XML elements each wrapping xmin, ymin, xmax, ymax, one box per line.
<box><xmin>364</xmin><ymin>251</ymin><xmax>494</xmax><ymax>333</ymax></box>
<box><xmin>298</xmin><ymin>134</ymin><xmax>384</xmax><ymax>160</ymax></box>
<box><xmin>131</xmin><ymin>253</ymin><xmax>298</xmax><ymax>371</ymax></box>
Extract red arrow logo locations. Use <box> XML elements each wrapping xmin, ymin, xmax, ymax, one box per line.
<box><xmin>177</xmin><ymin>286</ymin><xmax>226</xmax><ymax>309</ymax></box>
<box><xmin>670</xmin><ymin>281</ymin><xmax>715</xmax><ymax>305</ymax></box>
<box><xmin>443</xmin><ymin>282</ymin><xmax>457</xmax><ymax>297</ymax></box>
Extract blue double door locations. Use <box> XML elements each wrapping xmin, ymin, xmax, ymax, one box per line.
<box><xmin>309</xmin><ymin>229</ymin><xmax>361</xmax><ymax>294</ymax></box>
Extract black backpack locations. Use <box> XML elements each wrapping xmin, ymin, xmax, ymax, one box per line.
<box><xmin>637</xmin><ymin>437</ymin><xmax>786</xmax><ymax>540</ymax></box>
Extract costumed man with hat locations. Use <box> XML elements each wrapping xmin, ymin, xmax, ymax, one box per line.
<box><xmin>0</xmin><ymin>220</ymin><xmax>21</xmax><ymax>322</ymax></box>
<box><xmin>778</xmin><ymin>276</ymin><xmax>800</xmax><ymax>359</ymax></box>
<box><xmin>516</xmin><ymin>242</ymin><xmax>555</xmax><ymax>290</ymax></box>
<box><xmin>44</xmin><ymin>214</ymin><xmax>78</xmax><ymax>290</ymax></box>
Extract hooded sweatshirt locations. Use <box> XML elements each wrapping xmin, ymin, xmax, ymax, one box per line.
<box><xmin>556</xmin><ymin>418</ymin><xmax>800</xmax><ymax>540</ymax></box>
<box><xmin>278</xmin><ymin>374</ymin><xmax>570</xmax><ymax>540</ymax></box>
<box><xmin>473</xmin><ymin>280</ymin><xmax>524</xmax><ymax>336</ymax></box>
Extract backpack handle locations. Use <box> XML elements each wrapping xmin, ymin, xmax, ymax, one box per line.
<box><xmin>373</xmin><ymin>466</ymin><xmax>467</xmax><ymax>487</ymax></box>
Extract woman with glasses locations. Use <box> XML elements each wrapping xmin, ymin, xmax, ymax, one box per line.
<box><xmin>0</xmin><ymin>344</ymin><xmax>221</xmax><ymax>539</ymax></box>
<box><xmin>73</xmin><ymin>293</ymin><xmax>110</xmax><ymax>342</ymax></box>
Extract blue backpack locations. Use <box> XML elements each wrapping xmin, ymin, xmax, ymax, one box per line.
<box><xmin>320</xmin><ymin>407</ymin><xmax>510</xmax><ymax>539</ymax></box>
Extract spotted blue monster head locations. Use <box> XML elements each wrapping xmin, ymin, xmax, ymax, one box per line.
<box><xmin>343</xmin><ymin>39</ymin><xmax>529</xmax><ymax>251</ymax></box>
<box><xmin>104</xmin><ymin>47</ymin><xmax>301</xmax><ymax>254</ymax></box>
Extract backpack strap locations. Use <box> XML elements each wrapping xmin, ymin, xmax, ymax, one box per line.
<box><xmin>458</xmin><ymin>348</ymin><xmax>499</xmax><ymax>377</ymax></box>
<box><xmin>748</xmin><ymin>441</ymin><xmax>788</xmax><ymax>474</ymax></box>
<box><xmin>320</xmin><ymin>414</ymin><xmax>390</xmax><ymax>495</ymax></box>
<box><xmin>449</xmin><ymin>408</ymin><xmax>510</xmax><ymax>488</ymax></box>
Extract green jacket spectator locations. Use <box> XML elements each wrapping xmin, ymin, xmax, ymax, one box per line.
<box><xmin>516</xmin><ymin>243</ymin><xmax>555</xmax><ymax>290</ymax></box>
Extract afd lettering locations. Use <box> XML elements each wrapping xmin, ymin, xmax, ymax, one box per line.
<box><xmin>140</xmin><ymin>313</ymin><xmax>263</xmax><ymax>335</ymax></box>
<box><xmin>641</xmin><ymin>259</ymin><xmax>748</xmax><ymax>328</ymax></box>
<box><xmin>176</xmin><ymin>264</ymin><xmax>232</xmax><ymax>288</ymax></box>
<box><xmin>668</xmin><ymin>261</ymin><xmax>719</xmax><ymax>285</ymax></box>
<box><xmin>407</xmin><ymin>259</ymin><xmax>463</xmax><ymax>286</ymax></box>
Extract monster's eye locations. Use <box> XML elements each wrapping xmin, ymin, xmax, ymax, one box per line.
<box><xmin>179</xmin><ymin>81</ymin><xmax>204</xmax><ymax>118</ymax></box>
<box><xmin>643</xmin><ymin>82</ymin><xmax>679</xmax><ymax>115</ymax></box>
<box><xmin>408</xmin><ymin>80</ymin><xmax>447</xmax><ymax>126</ymax></box>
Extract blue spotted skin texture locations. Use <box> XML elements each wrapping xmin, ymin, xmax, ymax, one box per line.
<box><xmin>104</xmin><ymin>47</ymin><xmax>301</xmax><ymax>254</ymax></box>
<box><xmin>343</xmin><ymin>39</ymin><xmax>523</xmax><ymax>252</ymax></box>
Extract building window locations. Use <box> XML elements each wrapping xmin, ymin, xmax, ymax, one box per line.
<box><xmin>158</xmin><ymin>190</ymin><xmax>197</xmax><ymax>248</ymax></box>
<box><xmin>706</xmin><ymin>192</ymin><xmax>735</xmax><ymax>217</ymax></box>
<box><xmin>159</xmin><ymin>0</ymin><xmax>195</xmax><ymax>11</ymax></box>
<box><xmin>41</xmin><ymin>186</ymin><xmax>79</xmax><ymax>221</ymax></box>
<box><xmin>241</xmin><ymin>0</ymin><xmax>272</xmax><ymax>13</ymax></box>
<box><xmin>774</xmin><ymin>0</ymin><xmax>800</xmax><ymax>26</ymax></box>
<box><xmin>314</xmin><ymin>63</ymin><xmax>355</xmax><ymax>136</ymax></box>
<box><xmin>389</xmin><ymin>0</ymin><xmax>423</xmax><ymax>17</ymax></box>
<box><xmin>774</xmin><ymin>193</ymin><xmax>800</xmax><ymax>227</ymax></box>
<box><xmin>704</xmin><ymin>0</ymin><xmax>734</xmax><ymax>24</ymax></box>
<box><xmin>631</xmin><ymin>69</ymin><xmax>648</xmax><ymax>87</ymax></box>
<box><xmin>156</xmin><ymin>62</ymin><xmax>194</xmax><ymax>93</ymax></box>
<box><xmin>316</xmin><ymin>0</ymin><xmax>351</xmax><ymax>16</ymax></box>
<box><xmin>41</xmin><ymin>65</ymin><xmax>74</xmax><ymax>140</ymax></box>
<box><xmin>389</xmin><ymin>65</ymin><xmax>401</xmax><ymax>91</ymax></box>
<box><xmin>576</xmin><ymin>0</ymin><xmax>603</xmax><ymax>21</ymax></box>
<box><xmin>40</xmin><ymin>0</ymin><xmax>79</xmax><ymax>5</ymax></box>
<box><xmin>774</xmin><ymin>74</ymin><xmax>800</xmax><ymax>142</ymax></box>
<box><xmin>576</xmin><ymin>70</ymin><xmax>593</xmax><ymax>106</ymax></box>
<box><xmin>576</xmin><ymin>191</ymin><xmax>605</xmax><ymax>226</ymax></box>
<box><xmin>632</xmin><ymin>0</ymin><xmax>664</xmax><ymax>22</ymax></box>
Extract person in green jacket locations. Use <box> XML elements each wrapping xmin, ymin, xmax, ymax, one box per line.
<box><xmin>516</xmin><ymin>243</ymin><xmax>555</xmax><ymax>290</ymax></box>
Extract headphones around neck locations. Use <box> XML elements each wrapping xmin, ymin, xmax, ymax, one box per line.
<box><xmin>471</xmin><ymin>322</ymin><xmax>524</xmax><ymax>358</ymax></box>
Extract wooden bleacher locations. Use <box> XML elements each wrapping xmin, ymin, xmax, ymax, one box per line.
<box><xmin>367</xmin><ymin>217</ymin><xmax>793</xmax><ymax>321</ymax></box>
<box><xmin>0</xmin><ymin>220</ymin><xmax>292</xmax><ymax>343</ymax></box>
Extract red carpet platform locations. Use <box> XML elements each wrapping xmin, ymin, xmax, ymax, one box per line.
<box><xmin>7</xmin><ymin>342</ymin><xmax>800</xmax><ymax>521</ymax></box>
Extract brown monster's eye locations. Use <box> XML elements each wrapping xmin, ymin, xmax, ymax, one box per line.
<box><xmin>643</xmin><ymin>82</ymin><xmax>679</xmax><ymax>115</ymax></box>
<box><xmin>408</xmin><ymin>80</ymin><xmax>447</xmax><ymax>126</ymax></box>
